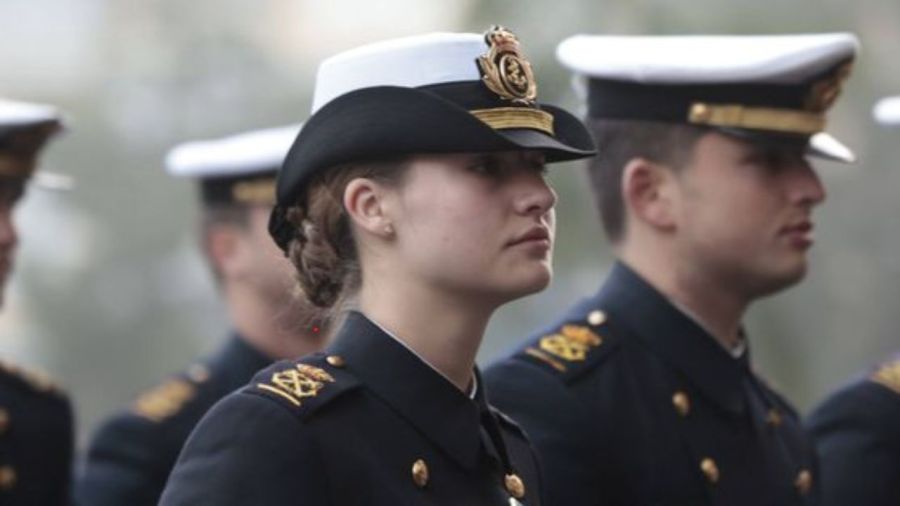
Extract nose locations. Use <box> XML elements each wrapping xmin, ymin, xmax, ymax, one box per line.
<box><xmin>513</xmin><ymin>171</ymin><xmax>557</xmax><ymax>217</ymax></box>
<box><xmin>789</xmin><ymin>161</ymin><xmax>827</xmax><ymax>208</ymax></box>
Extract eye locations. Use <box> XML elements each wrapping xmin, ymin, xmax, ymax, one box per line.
<box><xmin>468</xmin><ymin>155</ymin><xmax>502</xmax><ymax>176</ymax></box>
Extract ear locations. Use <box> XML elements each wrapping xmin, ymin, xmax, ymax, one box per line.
<box><xmin>205</xmin><ymin>224</ymin><xmax>246</xmax><ymax>279</ymax></box>
<box><xmin>621</xmin><ymin>157</ymin><xmax>677</xmax><ymax>232</ymax></box>
<box><xmin>343</xmin><ymin>178</ymin><xmax>394</xmax><ymax>239</ymax></box>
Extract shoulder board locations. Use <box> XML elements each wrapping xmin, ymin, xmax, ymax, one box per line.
<box><xmin>246</xmin><ymin>353</ymin><xmax>361</xmax><ymax>420</ymax></box>
<box><xmin>870</xmin><ymin>358</ymin><xmax>900</xmax><ymax>395</ymax></box>
<box><xmin>0</xmin><ymin>359</ymin><xmax>66</xmax><ymax>397</ymax></box>
<box><xmin>513</xmin><ymin>307</ymin><xmax>619</xmax><ymax>383</ymax></box>
<box><xmin>130</xmin><ymin>361</ymin><xmax>215</xmax><ymax>422</ymax></box>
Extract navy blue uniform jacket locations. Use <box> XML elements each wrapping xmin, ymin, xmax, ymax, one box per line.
<box><xmin>0</xmin><ymin>360</ymin><xmax>73</xmax><ymax>505</ymax></box>
<box><xmin>485</xmin><ymin>262</ymin><xmax>818</xmax><ymax>506</ymax></box>
<box><xmin>76</xmin><ymin>335</ymin><xmax>270</xmax><ymax>506</ymax></box>
<box><xmin>160</xmin><ymin>311</ymin><xmax>543</xmax><ymax>505</ymax></box>
<box><xmin>807</xmin><ymin>356</ymin><xmax>900</xmax><ymax>505</ymax></box>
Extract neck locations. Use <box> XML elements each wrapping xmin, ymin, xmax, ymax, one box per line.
<box><xmin>619</xmin><ymin>238</ymin><xmax>748</xmax><ymax>350</ymax></box>
<box><xmin>357</xmin><ymin>275</ymin><xmax>494</xmax><ymax>392</ymax></box>
<box><xmin>225</xmin><ymin>287</ymin><xmax>325</xmax><ymax>360</ymax></box>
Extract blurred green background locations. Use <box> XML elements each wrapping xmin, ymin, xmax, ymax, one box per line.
<box><xmin>1</xmin><ymin>0</ymin><xmax>898</xmax><ymax>447</ymax></box>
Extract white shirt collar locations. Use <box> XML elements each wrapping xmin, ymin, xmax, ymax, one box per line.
<box><xmin>668</xmin><ymin>300</ymin><xmax>747</xmax><ymax>360</ymax></box>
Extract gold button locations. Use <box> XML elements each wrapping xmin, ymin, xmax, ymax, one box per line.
<box><xmin>504</xmin><ymin>473</ymin><xmax>526</xmax><ymax>499</ymax></box>
<box><xmin>0</xmin><ymin>466</ymin><xmax>16</xmax><ymax>490</ymax></box>
<box><xmin>672</xmin><ymin>391</ymin><xmax>691</xmax><ymax>417</ymax></box>
<box><xmin>411</xmin><ymin>459</ymin><xmax>429</xmax><ymax>488</ymax></box>
<box><xmin>0</xmin><ymin>408</ymin><xmax>10</xmax><ymax>434</ymax></box>
<box><xmin>690</xmin><ymin>103</ymin><xmax>712</xmax><ymax>122</ymax></box>
<box><xmin>700</xmin><ymin>458</ymin><xmax>719</xmax><ymax>484</ymax></box>
<box><xmin>766</xmin><ymin>409</ymin><xmax>782</xmax><ymax>427</ymax></box>
<box><xmin>187</xmin><ymin>364</ymin><xmax>210</xmax><ymax>383</ymax></box>
<box><xmin>795</xmin><ymin>469</ymin><xmax>813</xmax><ymax>495</ymax></box>
<box><xmin>326</xmin><ymin>355</ymin><xmax>345</xmax><ymax>368</ymax></box>
<box><xmin>587</xmin><ymin>310</ymin><xmax>606</xmax><ymax>326</ymax></box>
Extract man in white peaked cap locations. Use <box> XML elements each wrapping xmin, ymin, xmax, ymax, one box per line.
<box><xmin>0</xmin><ymin>98</ymin><xmax>72</xmax><ymax>506</ymax></box>
<box><xmin>75</xmin><ymin>124</ymin><xmax>326</xmax><ymax>506</ymax></box>
<box><xmin>486</xmin><ymin>33</ymin><xmax>859</xmax><ymax>506</ymax></box>
<box><xmin>806</xmin><ymin>96</ymin><xmax>900</xmax><ymax>506</ymax></box>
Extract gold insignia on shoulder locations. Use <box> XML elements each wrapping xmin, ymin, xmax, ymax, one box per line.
<box><xmin>805</xmin><ymin>62</ymin><xmax>853</xmax><ymax>113</ymax></box>
<box><xmin>538</xmin><ymin>324</ymin><xmax>603</xmax><ymax>362</ymax></box>
<box><xmin>871</xmin><ymin>360</ymin><xmax>900</xmax><ymax>394</ymax></box>
<box><xmin>133</xmin><ymin>379</ymin><xmax>196</xmax><ymax>422</ymax></box>
<box><xmin>478</xmin><ymin>26</ymin><xmax>537</xmax><ymax>105</ymax></box>
<box><xmin>257</xmin><ymin>363</ymin><xmax>335</xmax><ymax>407</ymax></box>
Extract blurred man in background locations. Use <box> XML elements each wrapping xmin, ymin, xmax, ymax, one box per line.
<box><xmin>486</xmin><ymin>33</ymin><xmax>858</xmax><ymax>505</ymax></box>
<box><xmin>0</xmin><ymin>98</ymin><xmax>72</xmax><ymax>505</ymax></box>
<box><xmin>805</xmin><ymin>95</ymin><xmax>900</xmax><ymax>506</ymax></box>
<box><xmin>75</xmin><ymin>124</ymin><xmax>326</xmax><ymax>506</ymax></box>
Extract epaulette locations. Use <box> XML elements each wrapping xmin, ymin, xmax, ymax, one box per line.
<box><xmin>870</xmin><ymin>358</ymin><xmax>900</xmax><ymax>395</ymax></box>
<box><xmin>0</xmin><ymin>358</ymin><xmax>66</xmax><ymax>397</ymax></box>
<box><xmin>513</xmin><ymin>307</ymin><xmax>619</xmax><ymax>383</ymax></box>
<box><xmin>131</xmin><ymin>362</ymin><xmax>212</xmax><ymax>422</ymax></box>
<box><xmin>247</xmin><ymin>353</ymin><xmax>361</xmax><ymax>421</ymax></box>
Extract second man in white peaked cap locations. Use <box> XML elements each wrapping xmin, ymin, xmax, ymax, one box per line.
<box><xmin>75</xmin><ymin>124</ymin><xmax>325</xmax><ymax>506</ymax></box>
<box><xmin>486</xmin><ymin>33</ymin><xmax>858</xmax><ymax>506</ymax></box>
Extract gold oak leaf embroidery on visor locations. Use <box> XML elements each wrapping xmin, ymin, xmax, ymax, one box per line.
<box><xmin>257</xmin><ymin>364</ymin><xmax>336</xmax><ymax>407</ymax></box>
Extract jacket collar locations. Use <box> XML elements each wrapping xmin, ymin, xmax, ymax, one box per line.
<box><xmin>597</xmin><ymin>261</ymin><xmax>750</xmax><ymax>414</ymax></box>
<box><xmin>328</xmin><ymin>311</ymin><xmax>484</xmax><ymax>469</ymax></box>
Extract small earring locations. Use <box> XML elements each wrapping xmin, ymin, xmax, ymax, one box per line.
<box><xmin>384</xmin><ymin>224</ymin><xmax>394</xmax><ymax>236</ymax></box>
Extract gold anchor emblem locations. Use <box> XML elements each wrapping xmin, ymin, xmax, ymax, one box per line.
<box><xmin>477</xmin><ymin>26</ymin><xmax>538</xmax><ymax>105</ymax></box>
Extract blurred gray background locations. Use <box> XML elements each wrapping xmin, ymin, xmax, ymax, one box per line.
<box><xmin>1</xmin><ymin>0</ymin><xmax>898</xmax><ymax>447</ymax></box>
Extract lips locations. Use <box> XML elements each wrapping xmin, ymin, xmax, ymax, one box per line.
<box><xmin>508</xmin><ymin>226</ymin><xmax>551</xmax><ymax>247</ymax></box>
<box><xmin>779</xmin><ymin>221</ymin><xmax>814</xmax><ymax>248</ymax></box>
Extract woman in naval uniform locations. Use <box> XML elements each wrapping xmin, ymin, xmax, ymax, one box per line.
<box><xmin>159</xmin><ymin>26</ymin><xmax>594</xmax><ymax>505</ymax></box>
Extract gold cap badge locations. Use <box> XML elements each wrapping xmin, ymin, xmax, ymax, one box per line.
<box><xmin>478</xmin><ymin>26</ymin><xmax>538</xmax><ymax>105</ymax></box>
<box><xmin>805</xmin><ymin>61</ymin><xmax>853</xmax><ymax>113</ymax></box>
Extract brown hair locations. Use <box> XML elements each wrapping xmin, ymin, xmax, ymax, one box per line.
<box><xmin>585</xmin><ymin>119</ymin><xmax>707</xmax><ymax>242</ymax></box>
<box><xmin>284</xmin><ymin>160</ymin><xmax>406</xmax><ymax>325</ymax></box>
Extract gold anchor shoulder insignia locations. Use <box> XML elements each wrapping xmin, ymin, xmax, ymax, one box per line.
<box><xmin>477</xmin><ymin>26</ymin><xmax>537</xmax><ymax>105</ymax></box>
<box><xmin>871</xmin><ymin>359</ymin><xmax>900</xmax><ymax>395</ymax></box>
<box><xmin>257</xmin><ymin>363</ymin><xmax>336</xmax><ymax>407</ymax></box>
<box><xmin>524</xmin><ymin>323</ymin><xmax>605</xmax><ymax>373</ymax></box>
<box><xmin>133</xmin><ymin>379</ymin><xmax>196</xmax><ymax>422</ymax></box>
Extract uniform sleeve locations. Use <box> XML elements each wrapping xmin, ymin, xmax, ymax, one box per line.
<box><xmin>484</xmin><ymin>360</ymin><xmax>605</xmax><ymax>506</ymax></box>
<box><xmin>158</xmin><ymin>391</ymin><xmax>330</xmax><ymax>505</ymax></box>
<box><xmin>807</xmin><ymin>381</ymin><xmax>900</xmax><ymax>506</ymax></box>
<box><xmin>74</xmin><ymin>413</ymin><xmax>179</xmax><ymax>506</ymax></box>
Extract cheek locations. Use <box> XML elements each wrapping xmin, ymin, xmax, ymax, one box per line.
<box><xmin>402</xmin><ymin>189</ymin><xmax>501</xmax><ymax>265</ymax></box>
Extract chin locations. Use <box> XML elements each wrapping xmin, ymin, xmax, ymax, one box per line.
<box><xmin>752</xmin><ymin>261</ymin><xmax>808</xmax><ymax>298</ymax></box>
<box><xmin>505</xmin><ymin>265</ymin><xmax>553</xmax><ymax>299</ymax></box>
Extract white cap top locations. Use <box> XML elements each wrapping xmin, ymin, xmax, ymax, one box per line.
<box><xmin>873</xmin><ymin>96</ymin><xmax>900</xmax><ymax>126</ymax></box>
<box><xmin>557</xmin><ymin>33</ymin><xmax>859</xmax><ymax>85</ymax></box>
<box><xmin>311</xmin><ymin>32</ymin><xmax>485</xmax><ymax>113</ymax></box>
<box><xmin>165</xmin><ymin>124</ymin><xmax>302</xmax><ymax>178</ymax></box>
<box><xmin>0</xmin><ymin>99</ymin><xmax>62</xmax><ymax>129</ymax></box>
